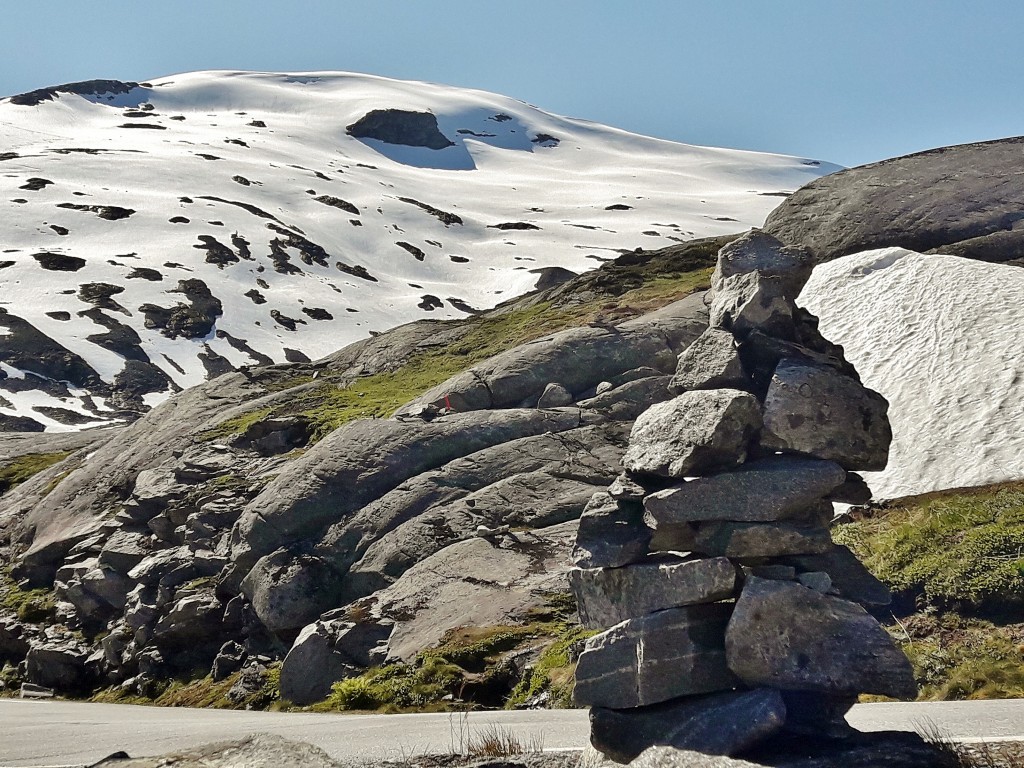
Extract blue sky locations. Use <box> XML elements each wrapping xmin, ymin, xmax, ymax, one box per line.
<box><xmin>3</xmin><ymin>1</ymin><xmax>1021</xmax><ymax>167</ymax></box>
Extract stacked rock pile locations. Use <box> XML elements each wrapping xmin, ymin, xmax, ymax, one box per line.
<box><xmin>568</xmin><ymin>231</ymin><xmax>917</xmax><ymax>764</ymax></box>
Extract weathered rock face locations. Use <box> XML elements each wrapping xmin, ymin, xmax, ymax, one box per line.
<box><xmin>572</xmin><ymin>493</ymin><xmax>651</xmax><ymax>569</ymax></box>
<box><xmin>725</xmin><ymin>578</ymin><xmax>917</xmax><ymax>699</ymax></box>
<box><xmin>764</xmin><ymin>135</ymin><xmax>1024</xmax><ymax>267</ymax></box>
<box><xmin>573</xmin><ymin>603</ymin><xmax>738</xmax><ymax>709</ymax></box>
<box><xmin>669</xmin><ymin>328</ymin><xmax>748</xmax><ymax>393</ymax></box>
<box><xmin>622</xmin><ymin>389</ymin><xmax>762</xmax><ymax>479</ymax></box>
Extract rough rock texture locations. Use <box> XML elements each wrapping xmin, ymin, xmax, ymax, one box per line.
<box><xmin>759</xmin><ymin>360</ymin><xmax>891</xmax><ymax>470</ymax></box>
<box><xmin>590</xmin><ymin>688</ymin><xmax>786</xmax><ymax>764</ymax></box>
<box><xmin>692</xmin><ymin>521</ymin><xmax>833</xmax><ymax>558</ymax></box>
<box><xmin>574</xmin><ymin>603</ymin><xmax>738</xmax><ymax>709</ymax></box>
<box><xmin>669</xmin><ymin>328</ymin><xmax>748</xmax><ymax>393</ymax></box>
<box><xmin>91</xmin><ymin>733</ymin><xmax>345</xmax><ymax>768</ymax></box>
<box><xmin>622</xmin><ymin>390</ymin><xmax>761</xmax><ymax>478</ymax></box>
<box><xmin>570</xmin><ymin>557</ymin><xmax>736</xmax><ymax>629</ymax></box>
<box><xmin>781</xmin><ymin>546</ymin><xmax>891</xmax><ymax>607</ymax></box>
<box><xmin>724</xmin><ymin>578</ymin><xmax>917</xmax><ymax>699</ymax></box>
<box><xmin>643</xmin><ymin>457</ymin><xmax>846</xmax><ymax>524</ymax></box>
<box><xmin>764</xmin><ymin>135</ymin><xmax>1024</xmax><ymax>267</ymax></box>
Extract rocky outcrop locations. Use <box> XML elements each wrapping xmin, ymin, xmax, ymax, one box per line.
<box><xmin>764</xmin><ymin>136</ymin><xmax>1024</xmax><ymax>267</ymax></box>
<box><xmin>568</xmin><ymin>231</ymin><xmax>916</xmax><ymax>763</ymax></box>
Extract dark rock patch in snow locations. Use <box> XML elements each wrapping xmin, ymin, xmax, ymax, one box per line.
<box><xmin>198</xmin><ymin>344</ymin><xmax>233</xmax><ymax>378</ymax></box>
<box><xmin>302</xmin><ymin>307</ymin><xmax>333</xmax><ymax>321</ymax></box>
<box><xmin>335</xmin><ymin>262</ymin><xmax>378</xmax><ymax>282</ymax></box>
<box><xmin>397</xmin><ymin>197</ymin><xmax>463</xmax><ymax>226</ymax></box>
<box><xmin>244</xmin><ymin>289</ymin><xmax>267</xmax><ymax>305</ymax></box>
<box><xmin>0</xmin><ymin>309</ymin><xmax>102</xmax><ymax>389</ymax></box>
<box><xmin>20</xmin><ymin>178</ymin><xmax>53</xmax><ymax>191</ymax></box>
<box><xmin>283</xmin><ymin>348</ymin><xmax>311</xmax><ymax>363</ymax></box>
<box><xmin>314</xmin><ymin>196</ymin><xmax>359</xmax><ymax>215</ymax></box>
<box><xmin>139</xmin><ymin>279</ymin><xmax>223</xmax><ymax>339</ymax></box>
<box><xmin>32</xmin><ymin>406</ymin><xmax>95</xmax><ymax>425</ymax></box>
<box><xmin>606</xmin><ymin>204</ymin><xmax>633</xmax><ymax>211</ymax></box>
<box><xmin>49</xmin><ymin>225</ymin><xmax>69</xmax><ymax>235</ymax></box>
<box><xmin>46</xmin><ymin>311</ymin><xmax>71</xmax><ymax>321</ymax></box>
<box><xmin>270</xmin><ymin>309</ymin><xmax>306</xmax><ymax>331</ymax></box>
<box><xmin>532</xmin><ymin>133</ymin><xmax>560</xmax><ymax>146</ymax></box>
<box><xmin>33</xmin><ymin>252</ymin><xmax>86</xmax><ymax>272</ymax></box>
<box><xmin>194</xmin><ymin>235</ymin><xmax>239</xmax><ymax>268</ymax></box>
<box><xmin>346</xmin><ymin>109</ymin><xmax>453</xmax><ymax>150</ymax></box>
<box><xmin>216</xmin><ymin>330</ymin><xmax>273</xmax><ymax>366</ymax></box>
<box><xmin>0</xmin><ymin>414</ymin><xmax>45</xmax><ymax>432</ymax></box>
<box><xmin>126</xmin><ymin>267</ymin><xmax>163</xmax><ymax>281</ymax></box>
<box><xmin>118</xmin><ymin>123</ymin><xmax>165</xmax><ymax>130</ymax></box>
<box><xmin>56</xmin><ymin>203</ymin><xmax>135</xmax><ymax>220</ymax></box>
<box><xmin>396</xmin><ymin>241</ymin><xmax>425</xmax><ymax>261</ymax></box>
<box><xmin>489</xmin><ymin>222</ymin><xmax>540</xmax><ymax>231</ymax></box>
<box><xmin>80</xmin><ymin>308</ymin><xmax>149</xmax><ymax>362</ymax></box>
<box><xmin>417</xmin><ymin>295</ymin><xmax>444</xmax><ymax>311</ymax></box>
<box><xmin>531</xmin><ymin>266</ymin><xmax>577</xmax><ymax>291</ymax></box>
<box><xmin>446</xmin><ymin>297</ymin><xmax>480</xmax><ymax>314</ymax></box>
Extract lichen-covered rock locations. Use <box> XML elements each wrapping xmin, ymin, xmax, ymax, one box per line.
<box><xmin>692</xmin><ymin>521</ymin><xmax>833</xmax><ymax>558</ymax></box>
<box><xmin>760</xmin><ymin>360</ymin><xmax>891</xmax><ymax>471</ymax></box>
<box><xmin>569</xmin><ymin>557</ymin><xmax>736</xmax><ymax>629</ymax></box>
<box><xmin>574</xmin><ymin>603</ymin><xmax>738</xmax><ymax>709</ymax></box>
<box><xmin>623</xmin><ymin>390</ymin><xmax>761</xmax><ymax>479</ymax></box>
<box><xmin>725</xmin><ymin>578</ymin><xmax>917</xmax><ymax>699</ymax></box>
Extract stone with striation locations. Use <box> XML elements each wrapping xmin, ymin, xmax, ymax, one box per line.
<box><xmin>569</xmin><ymin>557</ymin><xmax>737</xmax><ymax>629</ymax></box>
<box><xmin>574</xmin><ymin>603</ymin><xmax>738</xmax><ymax>709</ymax></box>
<box><xmin>623</xmin><ymin>389</ymin><xmax>761</xmax><ymax>479</ymax></box>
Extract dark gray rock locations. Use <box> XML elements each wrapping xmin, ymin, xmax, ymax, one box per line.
<box><xmin>574</xmin><ymin>603</ymin><xmax>738</xmax><ymax>708</ymax></box>
<box><xmin>569</xmin><ymin>557</ymin><xmax>737</xmax><ymax>629</ymax></box>
<box><xmin>572</xmin><ymin>493</ymin><xmax>651</xmax><ymax>569</ymax></box>
<box><xmin>764</xmin><ymin>136</ymin><xmax>1024</xmax><ymax>267</ymax></box>
<box><xmin>693</xmin><ymin>521</ymin><xmax>833</xmax><ymax>558</ymax></box>
<box><xmin>725</xmin><ymin>578</ymin><xmax>917</xmax><ymax>699</ymax></box>
<box><xmin>825</xmin><ymin>473</ymin><xmax>873</xmax><ymax>505</ymax></box>
<box><xmin>346</xmin><ymin>109</ymin><xmax>454</xmax><ymax>149</ymax></box>
<box><xmin>779</xmin><ymin>690</ymin><xmax>857</xmax><ymax>737</ymax></box>
<box><xmin>25</xmin><ymin>638</ymin><xmax>93</xmax><ymax>691</ymax></box>
<box><xmin>241</xmin><ymin>549</ymin><xmax>341</xmax><ymax>634</ymax></box>
<box><xmin>211</xmin><ymin>640</ymin><xmax>246</xmax><ymax>682</ymax></box>
<box><xmin>0</xmin><ymin>616</ymin><xmax>29</xmax><ymax>662</ymax></box>
<box><xmin>538</xmin><ymin>382</ymin><xmax>574</xmax><ymax>408</ymax></box>
<box><xmin>608</xmin><ymin>473</ymin><xmax>648</xmax><ymax>502</ymax></box>
<box><xmin>623</xmin><ymin>390</ymin><xmax>761</xmax><ymax>479</ymax></box>
<box><xmin>782</xmin><ymin>546</ymin><xmax>892</xmax><ymax>607</ymax></box>
<box><xmin>670</xmin><ymin>328</ymin><xmax>749</xmax><ymax>393</ymax></box>
<box><xmin>643</xmin><ymin>457</ymin><xmax>846</xmax><ymax>525</ymax></box>
<box><xmin>590</xmin><ymin>688</ymin><xmax>786</xmax><ymax>763</ymax></box>
<box><xmin>98</xmin><ymin>530</ymin><xmax>152</xmax><ymax>574</ymax></box>
<box><xmin>760</xmin><ymin>360</ymin><xmax>891</xmax><ymax>471</ymax></box>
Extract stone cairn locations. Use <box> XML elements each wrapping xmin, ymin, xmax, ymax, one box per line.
<box><xmin>568</xmin><ymin>231</ymin><xmax>917</xmax><ymax>764</ymax></box>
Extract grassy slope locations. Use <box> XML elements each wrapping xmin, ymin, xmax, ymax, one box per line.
<box><xmin>835</xmin><ymin>482</ymin><xmax>1024</xmax><ymax>700</ymax></box>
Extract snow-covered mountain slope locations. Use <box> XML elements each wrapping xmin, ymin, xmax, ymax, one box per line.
<box><xmin>801</xmin><ymin>248</ymin><xmax>1024</xmax><ymax>500</ymax></box>
<box><xmin>0</xmin><ymin>70</ymin><xmax>836</xmax><ymax>432</ymax></box>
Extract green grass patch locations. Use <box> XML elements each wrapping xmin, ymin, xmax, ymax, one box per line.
<box><xmin>92</xmin><ymin>664</ymin><xmax>282</xmax><ymax>709</ymax></box>
<box><xmin>1</xmin><ymin>569</ymin><xmax>56</xmax><ymax>623</ymax></box>
<box><xmin>834</xmin><ymin>482</ymin><xmax>1024</xmax><ymax>611</ymax></box>
<box><xmin>505</xmin><ymin>623</ymin><xmax>595</xmax><ymax>709</ymax></box>
<box><xmin>0</xmin><ymin>451</ymin><xmax>72</xmax><ymax>495</ymax></box>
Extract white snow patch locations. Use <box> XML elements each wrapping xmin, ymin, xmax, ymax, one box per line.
<box><xmin>801</xmin><ymin>248</ymin><xmax>1024</xmax><ymax>499</ymax></box>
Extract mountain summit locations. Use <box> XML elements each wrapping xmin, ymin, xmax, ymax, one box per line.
<box><xmin>0</xmin><ymin>71</ymin><xmax>836</xmax><ymax>431</ymax></box>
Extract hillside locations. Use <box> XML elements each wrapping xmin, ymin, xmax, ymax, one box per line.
<box><xmin>0</xmin><ymin>71</ymin><xmax>834</xmax><ymax>431</ymax></box>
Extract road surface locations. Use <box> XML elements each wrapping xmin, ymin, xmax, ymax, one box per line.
<box><xmin>2</xmin><ymin>698</ymin><xmax>1023</xmax><ymax>767</ymax></box>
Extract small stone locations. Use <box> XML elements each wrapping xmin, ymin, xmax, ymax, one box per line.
<box><xmin>629</xmin><ymin>746</ymin><xmax>764</xmax><ymax>768</ymax></box>
<box><xmin>574</xmin><ymin>603</ymin><xmax>738</xmax><ymax>709</ymax></box>
<box><xmin>589</xmin><ymin>688</ymin><xmax>786</xmax><ymax>763</ymax></box>
<box><xmin>693</xmin><ymin>521</ymin><xmax>833</xmax><ymax>558</ymax></box>
<box><xmin>826</xmin><ymin>472</ymin><xmax>874</xmax><ymax>504</ymax></box>
<box><xmin>537</xmin><ymin>382</ymin><xmax>573</xmax><ymax>408</ymax></box>
<box><xmin>669</xmin><ymin>328</ymin><xmax>749</xmax><ymax>393</ymax></box>
<box><xmin>569</xmin><ymin>557</ymin><xmax>737</xmax><ymax>629</ymax></box>
<box><xmin>623</xmin><ymin>389</ymin><xmax>761</xmax><ymax>479</ymax></box>
<box><xmin>760</xmin><ymin>359</ymin><xmax>892</xmax><ymax>471</ymax></box>
<box><xmin>725</xmin><ymin>577</ymin><xmax>917</xmax><ymax>699</ymax></box>
<box><xmin>595</xmin><ymin>381</ymin><xmax>613</xmax><ymax>395</ymax></box>
<box><xmin>572</xmin><ymin>493</ymin><xmax>651</xmax><ymax>569</ymax></box>
<box><xmin>643</xmin><ymin>456</ymin><xmax>846</xmax><ymax>525</ymax></box>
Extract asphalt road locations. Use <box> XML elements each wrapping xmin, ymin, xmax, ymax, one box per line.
<box><xmin>2</xmin><ymin>699</ymin><xmax>1023</xmax><ymax>768</ymax></box>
